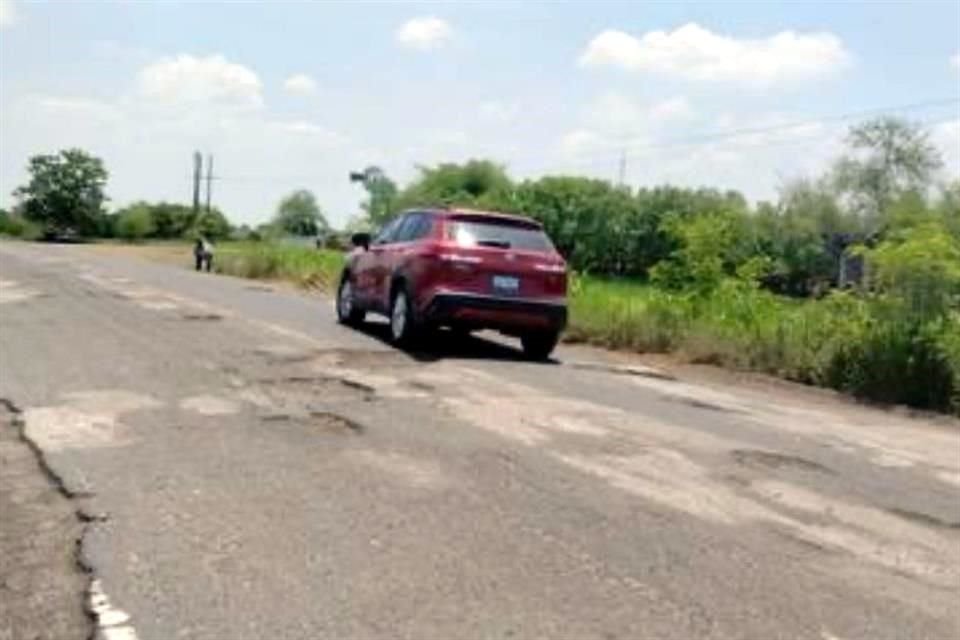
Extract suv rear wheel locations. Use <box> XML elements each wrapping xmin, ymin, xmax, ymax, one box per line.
<box><xmin>389</xmin><ymin>286</ymin><xmax>420</xmax><ymax>346</ymax></box>
<box><xmin>521</xmin><ymin>331</ymin><xmax>559</xmax><ymax>361</ymax></box>
<box><xmin>336</xmin><ymin>274</ymin><xmax>365</xmax><ymax>326</ymax></box>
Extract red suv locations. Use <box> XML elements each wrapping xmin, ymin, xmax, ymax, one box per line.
<box><xmin>336</xmin><ymin>208</ymin><xmax>567</xmax><ymax>359</ymax></box>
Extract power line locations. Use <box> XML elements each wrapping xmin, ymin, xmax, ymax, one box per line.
<box><xmin>180</xmin><ymin>96</ymin><xmax>959</xmax><ymax>186</ymax></box>
<box><xmin>554</xmin><ymin>97</ymin><xmax>960</xmax><ymax>165</ymax></box>
<box><xmin>513</xmin><ymin>113</ymin><xmax>960</xmax><ymax>177</ymax></box>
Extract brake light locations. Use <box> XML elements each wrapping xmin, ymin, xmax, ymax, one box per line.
<box><xmin>437</xmin><ymin>253</ymin><xmax>483</xmax><ymax>264</ymax></box>
<box><xmin>533</xmin><ymin>263</ymin><xmax>566</xmax><ymax>273</ymax></box>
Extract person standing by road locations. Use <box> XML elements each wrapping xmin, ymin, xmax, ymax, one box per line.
<box><xmin>194</xmin><ymin>237</ymin><xmax>214</xmax><ymax>272</ymax></box>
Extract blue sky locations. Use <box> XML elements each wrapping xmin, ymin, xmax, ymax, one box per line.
<box><xmin>1</xmin><ymin>0</ymin><xmax>958</xmax><ymax>227</ymax></box>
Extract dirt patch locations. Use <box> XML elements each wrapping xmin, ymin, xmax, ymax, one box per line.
<box><xmin>731</xmin><ymin>449</ymin><xmax>832</xmax><ymax>474</ymax></box>
<box><xmin>0</xmin><ymin>278</ymin><xmax>42</xmax><ymax>305</ymax></box>
<box><xmin>0</xmin><ymin>400</ymin><xmax>92</xmax><ymax>640</ymax></box>
<box><xmin>179</xmin><ymin>394</ymin><xmax>239</xmax><ymax>416</ymax></box>
<box><xmin>309</xmin><ymin>411</ymin><xmax>364</xmax><ymax>435</ymax></box>
<box><xmin>566</xmin><ymin>360</ymin><xmax>676</xmax><ymax>381</ymax></box>
<box><xmin>84</xmin><ymin>242</ymin><xmax>191</xmax><ymax>267</ymax></box>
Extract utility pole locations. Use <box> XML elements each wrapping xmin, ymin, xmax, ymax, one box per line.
<box><xmin>204</xmin><ymin>154</ymin><xmax>214</xmax><ymax>214</ymax></box>
<box><xmin>617</xmin><ymin>148</ymin><xmax>627</xmax><ymax>187</ymax></box>
<box><xmin>192</xmin><ymin>151</ymin><xmax>202</xmax><ymax>216</ymax></box>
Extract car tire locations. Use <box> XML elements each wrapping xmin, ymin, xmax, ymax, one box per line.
<box><xmin>336</xmin><ymin>274</ymin><xmax>365</xmax><ymax>326</ymax></box>
<box><xmin>521</xmin><ymin>331</ymin><xmax>559</xmax><ymax>361</ymax></box>
<box><xmin>389</xmin><ymin>286</ymin><xmax>420</xmax><ymax>347</ymax></box>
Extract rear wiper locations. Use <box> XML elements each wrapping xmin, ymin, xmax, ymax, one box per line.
<box><xmin>477</xmin><ymin>239</ymin><xmax>511</xmax><ymax>248</ymax></box>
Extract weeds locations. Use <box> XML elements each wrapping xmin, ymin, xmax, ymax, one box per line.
<box><xmin>213</xmin><ymin>242</ymin><xmax>343</xmax><ymax>290</ymax></box>
<box><xmin>569</xmin><ymin>276</ymin><xmax>959</xmax><ymax>415</ymax></box>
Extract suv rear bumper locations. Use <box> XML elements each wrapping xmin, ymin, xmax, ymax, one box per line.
<box><xmin>422</xmin><ymin>293</ymin><xmax>567</xmax><ymax>333</ymax></box>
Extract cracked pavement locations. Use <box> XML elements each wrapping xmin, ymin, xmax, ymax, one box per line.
<box><xmin>1</xmin><ymin>241</ymin><xmax>958</xmax><ymax>640</ymax></box>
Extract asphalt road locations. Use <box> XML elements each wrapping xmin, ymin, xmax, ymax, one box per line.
<box><xmin>1</xmin><ymin>241</ymin><xmax>959</xmax><ymax>640</ymax></box>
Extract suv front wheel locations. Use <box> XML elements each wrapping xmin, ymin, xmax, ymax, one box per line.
<box><xmin>336</xmin><ymin>274</ymin><xmax>366</xmax><ymax>326</ymax></box>
<box><xmin>521</xmin><ymin>331</ymin><xmax>559</xmax><ymax>361</ymax></box>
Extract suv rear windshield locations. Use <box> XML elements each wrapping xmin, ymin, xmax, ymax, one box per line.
<box><xmin>446</xmin><ymin>219</ymin><xmax>553</xmax><ymax>251</ymax></box>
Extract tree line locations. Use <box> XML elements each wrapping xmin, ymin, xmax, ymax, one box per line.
<box><xmin>358</xmin><ymin>116</ymin><xmax>958</xmax><ymax>300</ymax></box>
<box><xmin>0</xmin><ymin>150</ymin><xmax>332</xmax><ymax>243</ymax></box>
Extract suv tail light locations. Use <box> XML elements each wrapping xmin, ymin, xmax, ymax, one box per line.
<box><xmin>533</xmin><ymin>263</ymin><xmax>566</xmax><ymax>273</ymax></box>
<box><xmin>437</xmin><ymin>253</ymin><xmax>482</xmax><ymax>264</ymax></box>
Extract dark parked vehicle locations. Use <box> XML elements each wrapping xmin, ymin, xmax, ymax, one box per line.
<box><xmin>336</xmin><ymin>208</ymin><xmax>568</xmax><ymax>359</ymax></box>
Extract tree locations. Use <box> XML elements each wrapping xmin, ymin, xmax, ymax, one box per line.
<box><xmin>115</xmin><ymin>205</ymin><xmax>156</xmax><ymax>241</ymax></box>
<box><xmin>273</xmin><ymin>189</ymin><xmax>328</xmax><ymax>236</ymax></box>
<box><xmin>752</xmin><ymin>178</ymin><xmax>857</xmax><ymax>295</ymax></box>
<box><xmin>650</xmin><ymin>210</ymin><xmax>749</xmax><ymax>292</ymax></box>
<box><xmin>356</xmin><ymin>167</ymin><xmax>398</xmax><ymax>226</ymax></box>
<box><xmin>13</xmin><ymin>149</ymin><xmax>109</xmax><ymax>237</ymax></box>
<box><xmin>833</xmin><ymin>117</ymin><xmax>943</xmax><ymax>228</ymax></box>
<box><xmin>934</xmin><ymin>180</ymin><xmax>960</xmax><ymax>239</ymax></box>
<box><xmin>148</xmin><ymin>202</ymin><xmax>194</xmax><ymax>238</ymax></box>
<box><xmin>393</xmin><ymin>160</ymin><xmax>511</xmax><ymax>212</ymax></box>
<box><xmin>193</xmin><ymin>208</ymin><xmax>232</xmax><ymax>240</ymax></box>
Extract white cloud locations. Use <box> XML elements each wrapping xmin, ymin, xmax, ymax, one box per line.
<box><xmin>395</xmin><ymin>16</ymin><xmax>453</xmax><ymax>50</ymax></box>
<box><xmin>1</xmin><ymin>52</ymin><xmax>353</xmax><ymax>226</ymax></box>
<box><xmin>0</xmin><ymin>0</ymin><xmax>16</xmax><ymax>29</ymax></box>
<box><xmin>283</xmin><ymin>73</ymin><xmax>317</xmax><ymax>96</ymax></box>
<box><xmin>137</xmin><ymin>54</ymin><xmax>263</xmax><ymax>108</ymax></box>
<box><xmin>478</xmin><ymin>100</ymin><xmax>519</xmax><ymax>123</ymax></box>
<box><xmin>951</xmin><ymin>52</ymin><xmax>960</xmax><ymax>72</ymax></box>
<box><xmin>579</xmin><ymin>23</ymin><xmax>851</xmax><ymax>86</ymax></box>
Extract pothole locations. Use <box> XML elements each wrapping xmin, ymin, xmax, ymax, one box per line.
<box><xmin>672</xmin><ymin>397</ymin><xmax>739</xmax><ymax>413</ymax></box>
<box><xmin>731</xmin><ymin>449</ymin><xmax>832</xmax><ymax>474</ymax></box>
<box><xmin>182</xmin><ymin>313</ymin><xmax>223</xmax><ymax>322</ymax></box>
<box><xmin>885</xmin><ymin>507</ymin><xmax>960</xmax><ymax>530</ymax></box>
<box><xmin>257</xmin><ymin>375</ymin><xmax>375</xmax><ymax>399</ymax></box>
<box><xmin>260</xmin><ymin>348</ymin><xmax>411</xmax><ymax>368</ymax></box>
<box><xmin>308</xmin><ymin>411</ymin><xmax>364</xmax><ymax>435</ymax></box>
<box><xmin>406</xmin><ymin>380</ymin><xmax>435</xmax><ymax>392</ymax></box>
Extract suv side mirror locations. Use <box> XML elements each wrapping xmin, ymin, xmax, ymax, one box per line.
<box><xmin>351</xmin><ymin>232</ymin><xmax>371</xmax><ymax>250</ymax></box>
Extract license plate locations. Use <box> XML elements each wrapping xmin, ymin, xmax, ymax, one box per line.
<box><xmin>492</xmin><ymin>275</ymin><xmax>520</xmax><ymax>295</ymax></box>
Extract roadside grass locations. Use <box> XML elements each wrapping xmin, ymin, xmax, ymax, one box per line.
<box><xmin>213</xmin><ymin>242</ymin><xmax>344</xmax><ymax>289</ymax></box>
<box><xmin>569</xmin><ymin>276</ymin><xmax>959</xmax><ymax>415</ymax></box>
<box><xmin>188</xmin><ymin>241</ymin><xmax>960</xmax><ymax>414</ymax></box>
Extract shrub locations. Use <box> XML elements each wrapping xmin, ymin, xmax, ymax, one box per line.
<box><xmin>0</xmin><ymin>212</ymin><xmax>43</xmax><ymax>239</ymax></box>
<box><xmin>115</xmin><ymin>206</ymin><xmax>156</xmax><ymax>241</ymax></box>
